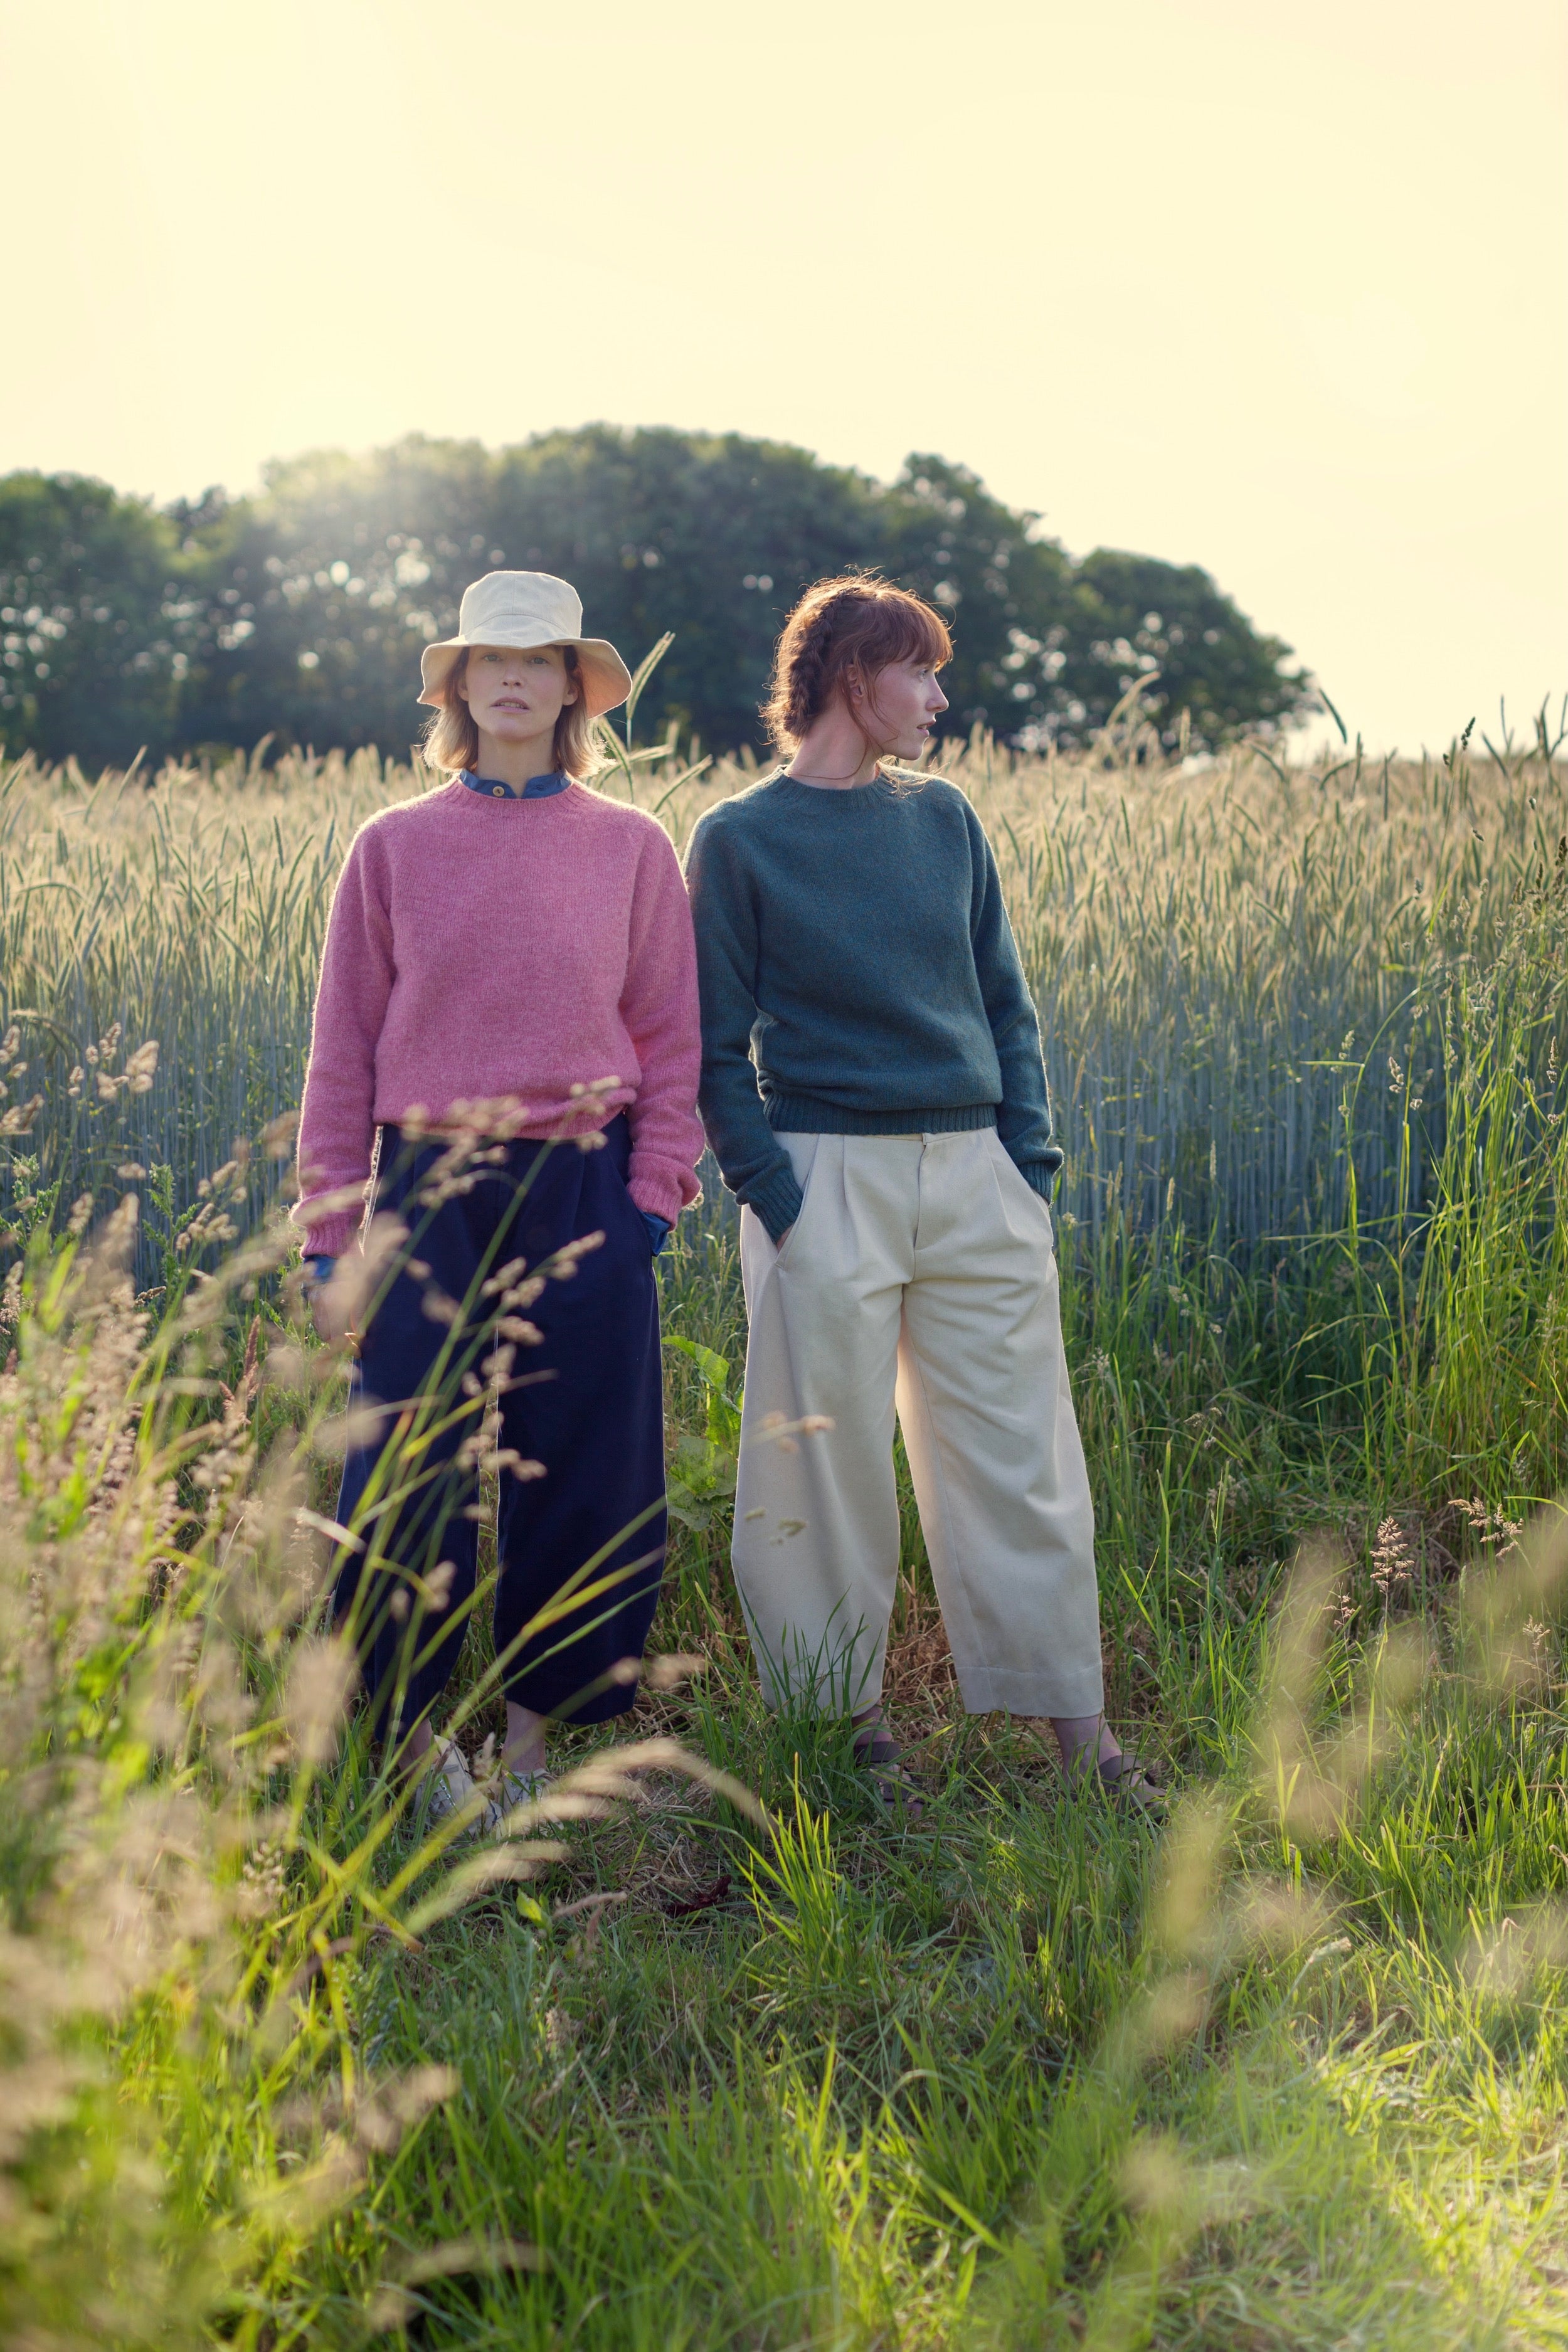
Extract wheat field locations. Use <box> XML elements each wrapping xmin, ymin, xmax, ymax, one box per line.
<box><xmin>4</xmin><ymin>707</ymin><xmax>1568</xmax><ymax>2348</ymax></box>
<box><xmin>4</xmin><ymin>718</ymin><xmax>1560</xmax><ymax>1251</ymax></box>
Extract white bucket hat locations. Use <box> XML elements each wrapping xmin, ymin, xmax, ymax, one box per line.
<box><xmin>417</xmin><ymin>571</ymin><xmax>633</xmax><ymax>719</ymax></box>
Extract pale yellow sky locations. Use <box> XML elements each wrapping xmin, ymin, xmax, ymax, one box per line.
<box><xmin>4</xmin><ymin>0</ymin><xmax>1563</xmax><ymax>755</ymax></box>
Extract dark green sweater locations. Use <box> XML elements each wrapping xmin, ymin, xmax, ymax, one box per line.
<box><xmin>683</xmin><ymin>768</ymin><xmax>1061</xmax><ymax>1242</ymax></box>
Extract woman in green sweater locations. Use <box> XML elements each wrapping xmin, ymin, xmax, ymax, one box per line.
<box><xmin>684</xmin><ymin>574</ymin><xmax>1156</xmax><ymax>1808</ymax></box>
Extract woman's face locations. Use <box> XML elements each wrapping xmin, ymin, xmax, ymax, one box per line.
<box><xmin>457</xmin><ymin>643</ymin><xmax>577</xmax><ymax>748</ymax></box>
<box><xmin>856</xmin><ymin>655</ymin><xmax>950</xmax><ymax>760</ymax></box>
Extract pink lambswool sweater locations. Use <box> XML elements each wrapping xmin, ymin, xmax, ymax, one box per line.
<box><xmin>294</xmin><ymin>779</ymin><xmax>705</xmax><ymax>1258</ymax></box>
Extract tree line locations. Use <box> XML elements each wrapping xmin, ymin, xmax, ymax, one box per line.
<box><xmin>0</xmin><ymin>427</ymin><xmax>1313</xmax><ymax>767</ymax></box>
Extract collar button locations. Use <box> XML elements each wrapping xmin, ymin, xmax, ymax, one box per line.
<box><xmin>492</xmin><ymin>785</ymin><xmax>506</xmax><ymax>797</ymax></box>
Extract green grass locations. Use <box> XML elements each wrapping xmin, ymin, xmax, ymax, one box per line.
<box><xmin>4</xmin><ymin>707</ymin><xmax>1568</xmax><ymax>2347</ymax></box>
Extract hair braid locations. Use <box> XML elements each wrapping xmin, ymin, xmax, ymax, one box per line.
<box><xmin>788</xmin><ymin>596</ymin><xmax>845</xmax><ymax>736</ymax></box>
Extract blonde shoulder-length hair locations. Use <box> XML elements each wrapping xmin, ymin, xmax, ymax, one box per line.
<box><xmin>420</xmin><ymin>645</ymin><xmax>606</xmax><ymax>781</ymax></box>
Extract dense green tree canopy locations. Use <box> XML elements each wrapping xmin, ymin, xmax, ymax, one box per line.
<box><xmin>0</xmin><ymin>475</ymin><xmax>194</xmax><ymax>765</ymax></box>
<box><xmin>171</xmin><ymin>430</ymin><xmax>885</xmax><ymax>758</ymax></box>
<box><xmin>0</xmin><ymin>429</ymin><xmax>1313</xmax><ymax>765</ymax></box>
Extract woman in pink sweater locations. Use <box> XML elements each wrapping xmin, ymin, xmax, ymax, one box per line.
<box><xmin>295</xmin><ymin>571</ymin><xmax>704</xmax><ymax>1825</ymax></box>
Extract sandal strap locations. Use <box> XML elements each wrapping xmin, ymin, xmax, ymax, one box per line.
<box><xmin>851</xmin><ymin>1724</ymin><xmax>924</xmax><ymax>1814</ymax></box>
<box><xmin>1092</xmin><ymin>1748</ymin><xmax>1167</xmax><ymax>1812</ymax></box>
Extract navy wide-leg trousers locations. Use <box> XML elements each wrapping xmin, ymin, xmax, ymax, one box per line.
<box><xmin>333</xmin><ymin>1115</ymin><xmax>666</xmax><ymax>1730</ymax></box>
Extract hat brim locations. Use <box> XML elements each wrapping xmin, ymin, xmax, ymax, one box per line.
<box><xmin>418</xmin><ymin>632</ymin><xmax>632</xmax><ymax>719</ymax></box>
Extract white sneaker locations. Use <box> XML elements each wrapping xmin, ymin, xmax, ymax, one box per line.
<box><xmin>480</xmin><ymin>1766</ymin><xmax>552</xmax><ymax>1838</ymax></box>
<box><xmin>417</xmin><ymin>1740</ymin><xmax>479</xmax><ymax>1836</ymax></box>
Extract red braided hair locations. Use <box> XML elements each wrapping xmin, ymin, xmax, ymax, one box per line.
<box><xmin>761</xmin><ymin>574</ymin><xmax>951</xmax><ymax>754</ymax></box>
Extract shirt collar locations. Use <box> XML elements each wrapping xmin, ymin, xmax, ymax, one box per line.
<box><xmin>459</xmin><ymin>768</ymin><xmax>571</xmax><ymax>801</ymax></box>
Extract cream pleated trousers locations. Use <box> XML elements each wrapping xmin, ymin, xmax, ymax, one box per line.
<box><xmin>733</xmin><ymin>1128</ymin><xmax>1104</xmax><ymax>1719</ymax></box>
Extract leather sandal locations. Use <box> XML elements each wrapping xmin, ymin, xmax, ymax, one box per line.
<box><xmin>851</xmin><ymin>1720</ymin><xmax>925</xmax><ymax>1818</ymax></box>
<box><xmin>1078</xmin><ymin>1745</ymin><xmax>1166</xmax><ymax>1818</ymax></box>
<box><xmin>479</xmin><ymin>1766</ymin><xmax>553</xmax><ymax>1838</ymax></box>
<box><xmin>411</xmin><ymin>1739</ymin><xmax>480</xmax><ymax>1840</ymax></box>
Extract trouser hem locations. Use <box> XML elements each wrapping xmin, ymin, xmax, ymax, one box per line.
<box><xmin>951</xmin><ymin>1666</ymin><xmax>1106</xmax><ymax>1717</ymax></box>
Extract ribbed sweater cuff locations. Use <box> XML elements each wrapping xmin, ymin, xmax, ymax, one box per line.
<box><xmin>1018</xmin><ymin>1159</ymin><xmax>1057</xmax><ymax>1200</ymax></box>
<box><xmin>744</xmin><ymin>1163</ymin><xmax>807</xmax><ymax>1245</ymax></box>
<box><xmin>294</xmin><ymin>1210</ymin><xmax>363</xmax><ymax>1259</ymax></box>
<box><xmin>627</xmin><ymin>1171</ymin><xmax>690</xmax><ymax>1227</ymax></box>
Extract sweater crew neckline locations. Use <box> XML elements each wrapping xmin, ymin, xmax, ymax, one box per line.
<box><xmin>767</xmin><ymin>768</ymin><xmax>907</xmax><ymax>808</ymax></box>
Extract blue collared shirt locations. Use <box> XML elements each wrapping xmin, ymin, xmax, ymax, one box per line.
<box><xmin>459</xmin><ymin>768</ymin><xmax>571</xmax><ymax>801</ymax></box>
